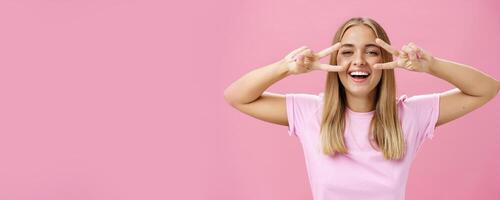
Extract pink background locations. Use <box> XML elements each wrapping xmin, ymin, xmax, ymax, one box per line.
<box><xmin>1</xmin><ymin>0</ymin><xmax>499</xmax><ymax>199</ymax></box>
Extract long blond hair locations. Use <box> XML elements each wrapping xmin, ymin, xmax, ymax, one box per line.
<box><xmin>320</xmin><ymin>17</ymin><xmax>405</xmax><ymax>160</ymax></box>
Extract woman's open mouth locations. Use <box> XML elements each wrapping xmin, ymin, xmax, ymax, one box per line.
<box><xmin>349</xmin><ymin>71</ymin><xmax>370</xmax><ymax>83</ymax></box>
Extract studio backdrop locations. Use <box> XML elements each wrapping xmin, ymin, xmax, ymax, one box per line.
<box><xmin>1</xmin><ymin>0</ymin><xmax>499</xmax><ymax>200</ymax></box>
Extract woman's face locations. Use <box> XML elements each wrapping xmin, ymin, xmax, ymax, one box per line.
<box><xmin>337</xmin><ymin>25</ymin><xmax>384</xmax><ymax>97</ymax></box>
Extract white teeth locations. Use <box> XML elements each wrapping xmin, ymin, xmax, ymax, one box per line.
<box><xmin>350</xmin><ymin>71</ymin><xmax>370</xmax><ymax>76</ymax></box>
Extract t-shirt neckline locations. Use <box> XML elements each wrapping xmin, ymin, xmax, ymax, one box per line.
<box><xmin>346</xmin><ymin>107</ymin><xmax>375</xmax><ymax>117</ymax></box>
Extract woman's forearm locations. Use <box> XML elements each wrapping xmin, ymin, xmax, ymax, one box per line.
<box><xmin>427</xmin><ymin>57</ymin><xmax>500</xmax><ymax>97</ymax></box>
<box><xmin>224</xmin><ymin>59</ymin><xmax>290</xmax><ymax>104</ymax></box>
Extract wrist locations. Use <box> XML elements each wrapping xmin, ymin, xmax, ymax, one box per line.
<box><xmin>426</xmin><ymin>56</ymin><xmax>440</xmax><ymax>75</ymax></box>
<box><xmin>274</xmin><ymin>59</ymin><xmax>292</xmax><ymax>77</ymax></box>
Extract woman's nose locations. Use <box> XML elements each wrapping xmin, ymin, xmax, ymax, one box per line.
<box><xmin>352</xmin><ymin>53</ymin><xmax>367</xmax><ymax>66</ymax></box>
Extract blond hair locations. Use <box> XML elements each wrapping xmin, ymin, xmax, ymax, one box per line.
<box><xmin>320</xmin><ymin>17</ymin><xmax>405</xmax><ymax>160</ymax></box>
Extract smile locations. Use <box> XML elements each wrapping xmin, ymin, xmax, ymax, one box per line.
<box><xmin>349</xmin><ymin>71</ymin><xmax>371</xmax><ymax>83</ymax></box>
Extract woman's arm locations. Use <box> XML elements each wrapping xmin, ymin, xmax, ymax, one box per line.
<box><xmin>224</xmin><ymin>44</ymin><xmax>345</xmax><ymax>126</ymax></box>
<box><xmin>428</xmin><ymin>58</ymin><xmax>499</xmax><ymax>98</ymax></box>
<box><xmin>426</xmin><ymin>58</ymin><xmax>500</xmax><ymax>126</ymax></box>
<box><xmin>223</xmin><ymin>60</ymin><xmax>291</xmax><ymax>126</ymax></box>
<box><xmin>224</xmin><ymin>59</ymin><xmax>290</xmax><ymax>105</ymax></box>
<box><xmin>374</xmin><ymin>38</ymin><xmax>500</xmax><ymax>127</ymax></box>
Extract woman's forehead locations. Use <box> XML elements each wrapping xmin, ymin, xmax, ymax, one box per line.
<box><xmin>340</xmin><ymin>25</ymin><xmax>378</xmax><ymax>47</ymax></box>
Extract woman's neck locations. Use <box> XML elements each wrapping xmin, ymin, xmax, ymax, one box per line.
<box><xmin>345</xmin><ymin>92</ymin><xmax>376</xmax><ymax>112</ymax></box>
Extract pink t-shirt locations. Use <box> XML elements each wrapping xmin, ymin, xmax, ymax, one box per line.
<box><xmin>285</xmin><ymin>92</ymin><xmax>440</xmax><ymax>200</ymax></box>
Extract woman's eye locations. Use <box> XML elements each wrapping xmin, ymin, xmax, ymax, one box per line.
<box><xmin>341</xmin><ymin>51</ymin><xmax>353</xmax><ymax>55</ymax></box>
<box><xmin>367</xmin><ymin>51</ymin><xmax>379</xmax><ymax>56</ymax></box>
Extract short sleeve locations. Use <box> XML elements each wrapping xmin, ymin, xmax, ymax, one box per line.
<box><xmin>285</xmin><ymin>93</ymin><xmax>321</xmax><ymax>137</ymax></box>
<box><xmin>403</xmin><ymin>93</ymin><xmax>441</xmax><ymax>140</ymax></box>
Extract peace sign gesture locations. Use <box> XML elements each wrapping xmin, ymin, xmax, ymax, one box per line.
<box><xmin>374</xmin><ymin>38</ymin><xmax>435</xmax><ymax>73</ymax></box>
<box><xmin>283</xmin><ymin>43</ymin><xmax>350</xmax><ymax>75</ymax></box>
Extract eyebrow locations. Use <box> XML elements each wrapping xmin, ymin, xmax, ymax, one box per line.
<box><xmin>340</xmin><ymin>43</ymin><xmax>380</xmax><ymax>49</ymax></box>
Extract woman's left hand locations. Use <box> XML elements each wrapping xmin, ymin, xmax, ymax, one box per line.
<box><xmin>374</xmin><ymin>38</ymin><xmax>435</xmax><ymax>73</ymax></box>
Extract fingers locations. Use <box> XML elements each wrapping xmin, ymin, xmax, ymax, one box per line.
<box><xmin>287</xmin><ymin>48</ymin><xmax>309</xmax><ymax>68</ymax></box>
<box><xmin>375</xmin><ymin>38</ymin><xmax>399</xmax><ymax>57</ymax></box>
<box><xmin>409</xmin><ymin>43</ymin><xmax>425</xmax><ymax>59</ymax></box>
<box><xmin>415</xmin><ymin>48</ymin><xmax>423</xmax><ymax>59</ymax></box>
<box><xmin>399</xmin><ymin>50</ymin><xmax>408</xmax><ymax>59</ymax></box>
<box><xmin>373</xmin><ymin>41</ymin><xmax>429</xmax><ymax>71</ymax></box>
<box><xmin>314</xmin><ymin>61</ymin><xmax>350</xmax><ymax>72</ymax></box>
<box><xmin>404</xmin><ymin>43</ymin><xmax>418</xmax><ymax>61</ymax></box>
<box><xmin>373</xmin><ymin>60</ymin><xmax>399</xmax><ymax>69</ymax></box>
<box><xmin>316</xmin><ymin>42</ymin><xmax>342</xmax><ymax>58</ymax></box>
<box><xmin>285</xmin><ymin>46</ymin><xmax>308</xmax><ymax>60</ymax></box>
<box><xmin>295</xmin><ymin>53</ymin><xmax>306</xmax><ymax>67</ymax></box>
<box><xmin>285</xmin><ymin>42</ymin><xmax>342</xmax><ymax>64</ymax></box>
<box><xmin>303</xmin><ymin>49</ymin><xmax>315</xmax><ymax>66</ymax></box>
<box><xmin>286</xmin><ymin>43</ymin><xmax>345</xmax><ymax>72</ymax></box>
<box><xmin>374</xmin><ymin>52</ymin><xmax>412</xmax><ymax>69</ymax></box>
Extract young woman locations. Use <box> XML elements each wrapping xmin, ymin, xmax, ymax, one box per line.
<box><xmin>223</xmin><ymin>17</ymin><xmax>499</xmax><ymax>200</ymax></box>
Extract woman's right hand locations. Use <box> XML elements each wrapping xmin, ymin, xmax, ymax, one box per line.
<box><xmin>282</xmin><ymin>42</ymin><xmax>350</xmax><ymax>75</ymax></box>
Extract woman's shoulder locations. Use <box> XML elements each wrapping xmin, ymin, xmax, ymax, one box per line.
<box><xmin>397</xmin><ymin>93</ymin><xmax>441</xmax><ymax>127</ymax></box>
<box><xmin>397</xmin><ymin>93</ymin><xmax>441</xmax><ymax>141</ymax></box>
<box><xmin>397</xmin><ymin>93</ymin><xmax>440</xmax><ymax>109</ymax></box>
<box><xmin>285</xmin><ymin>92</ymin><xmax>324</xmax><ymax>113</ymax></box>
<box><xmin>286</xmin><ymin>92</ymin><xmax>323</xmax><ymax>104</ymax></box>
